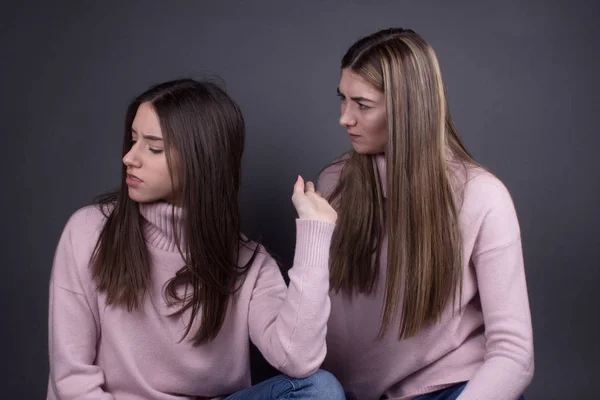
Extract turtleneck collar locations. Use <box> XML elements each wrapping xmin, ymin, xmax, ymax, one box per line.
<box><xmin>138</xmin><ymin>201</ymin><xmax>185</xmax><ymax>253</ymax></box>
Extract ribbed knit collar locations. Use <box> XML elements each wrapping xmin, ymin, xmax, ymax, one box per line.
<box><xmin>138</xmin><ymin>201</ymin><xmax>184</xmax><ymax>253</ymax></box>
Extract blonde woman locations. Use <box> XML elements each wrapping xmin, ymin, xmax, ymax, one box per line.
<box><xmin>319</xmin><ymin>28</ymin><xmax>533</xmax><ymax>400</ymax></box>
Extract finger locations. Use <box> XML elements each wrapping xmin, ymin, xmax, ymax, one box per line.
<box><xmin>305</xmin><ymin>181</ymin><xmax>315</xmax><ymax>192</ymax></box>
<box><xmin>293</xmin><ymin>175</ymin><xmax>305</xmax><ymax>196</ymax></box>
<box><xmin>315</xmin><ymin>190</ymin><xmax>322</xmax><ymax>197</ymax></box>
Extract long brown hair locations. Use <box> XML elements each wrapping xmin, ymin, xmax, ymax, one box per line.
<box><xmin>91</xmin><ymin>78</ymin><xmax>257</xmax><ymax>345</ymax></box>
<box><xmin>328</xmin><ymin>28</ymin><xmax>477</xmax><ymax>339</ymax></box>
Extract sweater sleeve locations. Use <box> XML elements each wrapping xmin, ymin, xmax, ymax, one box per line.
<box><xmin>248</xmin><ymin>219</ymin><xmax>335</xmax><ymax>378</ymax></box>
<box><xmin>458</xmin><ymin>182</ymin><xmax>534</xmax><ymax>400</ymax></box>
<box><xmin>47</xmin><ymin>212</ymin><xmax>113</xmax><ymax>400</ymax></box>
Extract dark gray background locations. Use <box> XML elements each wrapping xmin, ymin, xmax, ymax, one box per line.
<box><xmin>2</xmin><ymin>1</ymin><xmax>598</xmax><ymax>398</ymax></box>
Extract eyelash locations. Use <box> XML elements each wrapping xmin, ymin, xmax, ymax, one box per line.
<box><xmin>131</xmin><ymin>140</ymin><xmax>164</xmax><ymax>154</ymax></box>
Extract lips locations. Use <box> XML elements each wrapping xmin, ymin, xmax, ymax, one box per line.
<box><xmin>127</xmin><ymin>173</ymin><xmax>142</xmax><ymax>182</ymax></box>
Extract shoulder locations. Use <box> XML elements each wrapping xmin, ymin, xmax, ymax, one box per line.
<box><xmin>52</xmin><ymin>205</ymin><xmax>111</xmax><ymax>290</ymax></box>
<box><xmin>238</xmin><ymin>240</ymin><xmax>278</xmax><ymax>272</ymax></box>
<box><xmin>58</xmin><ymin>204</ymin><xmax>112</xmax><ymax>261</ymax></box>
<box><xmin>447</xmin><ymin>160</ymin><xmax>515</xmax><ymax>212</ymax></box>
<box><xmin>454</xmin><ymin>166</ymin><xmax>522</xmax><ymax>246</ymax></box>
<box><xmin>317</xmin><ymin>152</ymin><xmax>350</xmax><ymax>198</ymax></box>
<box><xmin>460</xmin><ymin>167</ymin><xmax>516</xmax><ymax>213</ymax></box>
<box><xmin>63</xmin><ymin>204</ymin><xmax>110</xmax><ymax>238</ymax></box>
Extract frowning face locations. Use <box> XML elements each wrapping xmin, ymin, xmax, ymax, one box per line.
<box><xmin>338</xmin><ymin>68</ymin><xmax>387</xmax><ymax>154</ymax></box>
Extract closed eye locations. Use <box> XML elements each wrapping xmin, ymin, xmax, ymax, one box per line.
<box><xmin>130</xmin><ymin>139</ymin><xmax>163</xmax><ymax>154</ymax></box>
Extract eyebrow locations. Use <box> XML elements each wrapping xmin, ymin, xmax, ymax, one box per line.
<box><xmin>131</xmin><ymin>128</ymin><xmax>163</xmax><ymax>141</ymax></box>
<box><xmin>336</xmin><ymin>87</ymin><xmax>377</xmax><ymax>103</ymax></box>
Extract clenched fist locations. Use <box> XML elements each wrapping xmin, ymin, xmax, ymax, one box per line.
<box><xmin>291</xmin><ymin>175</ymin><xmax>337</xmax><ymax>223</ymax></box>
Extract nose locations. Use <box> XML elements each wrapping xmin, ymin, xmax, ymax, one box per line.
<box><xmin>123</xmin><ymin>142</ymin><xmax>142</xmax><ymax>168</ymax></box>
<box><xmin>339</xmin><ymin>102</ymin><xmax>356</xmax><ymax>128</ymax></box>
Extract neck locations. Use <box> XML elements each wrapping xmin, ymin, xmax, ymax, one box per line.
<box><xmin>138</xmin><ymin>201</ymin><xmax>185</xmax><ymax>253</ymax></box>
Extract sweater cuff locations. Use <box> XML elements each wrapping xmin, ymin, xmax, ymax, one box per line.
<box><xmin>293</xmin><ymin>219</ymin><xmax>335</xmax><ymax>267</ymax></box>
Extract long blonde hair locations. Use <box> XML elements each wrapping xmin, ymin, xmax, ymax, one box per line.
<box><xmin>328</xmin><ymin>28</ymin><xmax>477</xmax><ymax>339</ymax></box>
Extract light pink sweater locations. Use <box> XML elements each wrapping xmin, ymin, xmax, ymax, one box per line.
<box><xmin>47</xmin><ymin>201</ymin><xmax>335</xmax><ymax>399</ymax></box>
<box><xmin>319</xmin><ymin>155</ymin><xmax>534</xmax><ymax>400</ymax></box>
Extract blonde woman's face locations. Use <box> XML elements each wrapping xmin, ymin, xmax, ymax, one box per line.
<box><xmin>337</xmin><ymin>68</ymin><xmax>387</xmax><ymax>154</ymax></box>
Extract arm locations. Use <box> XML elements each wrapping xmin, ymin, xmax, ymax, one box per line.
<box><xmin>458</xmin><ymin>183</ymin><xmax>534</xmax><ymax>400</ymax></box>
<box><xmin>248</xmin><ymin>176</ymin><xmax>336</xmax><ymax>378</ymax></box>
<box><xmin>47</xmin><ymin>214</ymin><xmax>113</xmax><ymax>400</ymax></box>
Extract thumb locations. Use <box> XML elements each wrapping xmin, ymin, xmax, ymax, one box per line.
<box><xmin>293</xmin><ymin>175</ymin><xmax>305</xmax><ymax>196</ymax></box>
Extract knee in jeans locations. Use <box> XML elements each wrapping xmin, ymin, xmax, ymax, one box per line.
<box><xmin>306</xmin><ymin>369</ymin><xmax>345</xmax><ymax>399</ymax></box>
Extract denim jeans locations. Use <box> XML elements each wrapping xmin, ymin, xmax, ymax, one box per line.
<box><xmin>222</xmin><ymin>369</ymin><xmax>346</xmax><ymax>399</ymax></box>
<box><xmin>412</xmin><ymin>382</ymin><xmax>525</xmax><ymax>400</ymax></box>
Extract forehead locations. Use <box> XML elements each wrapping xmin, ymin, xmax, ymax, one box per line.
<box><xmin>339</xmin><ymin>68</ymin><xmax>382</xmax><ymax>98</ymax></box>
<box><xmin>131</xmin><ymin>102</ymin><xmax>162</xmax><ymax>136</ymax></box>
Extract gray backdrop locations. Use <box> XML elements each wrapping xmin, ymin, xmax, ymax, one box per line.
<box><xmin>1</xmin><ymin>1</ymin><xmax>598</xmax><ymax>398</ymax></box>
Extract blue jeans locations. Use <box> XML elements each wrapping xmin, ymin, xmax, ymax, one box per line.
<box><xmin>412</xmin><ymin>382</ymin><xmax>525</xmax><ymax>400</ymax></box>
<box><xmin>223</xmin><ymin>369</ymin><xmax>345</xmax><ymax>399</ymax></box>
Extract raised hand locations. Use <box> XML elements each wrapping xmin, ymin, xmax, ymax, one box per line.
<box><xmin>291</xmin><ymin>175</ymin><xmax>337</xmax><ymax>223</ymax></box>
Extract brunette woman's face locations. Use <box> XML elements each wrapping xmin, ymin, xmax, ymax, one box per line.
<box><xmin>122</xmin><ymin>102</ymin><xmax>176</xmax><ymax>204</ymax></box>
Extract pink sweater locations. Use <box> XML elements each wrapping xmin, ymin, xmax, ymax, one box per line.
<box><xmin>47</xmin><ymin>201</ymin><xmax>335</xmax><ymax>400</ymax></box>
<box><xmin>319</xmin><ymin>155</ymin><xmax>534</xmax><ymax>400</ymax></box>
